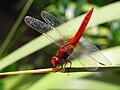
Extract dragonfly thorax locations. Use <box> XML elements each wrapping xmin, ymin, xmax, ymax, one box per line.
<box><xmin>57</xmin><ymin>42</ymin><xmax>75</xmax><ymax>59</ymax></box>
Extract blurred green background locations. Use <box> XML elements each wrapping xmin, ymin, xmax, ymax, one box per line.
<box><xmin>0</xmin><ymin>0</ymin><xmax>120</xmax><ymax>90</ymax></box>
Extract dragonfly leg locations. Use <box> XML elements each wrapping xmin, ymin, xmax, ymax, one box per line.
<box><xmin>65</xmin><ymin>60</ymin><xmax>72</xmax><ymax>76</ymax></box>
<box><xmin>53</xmin><ymin>59</ymin><xmax>72</xmax><ymax>75</ymax></box>
<box><xmin>53</xmin><ymin>67</ymin><xmax>63</xmax><ymax>72</ymax></box>
<box><xmin>59</xmin><ymin>59</ymin><xmax>72</xmax><ymax>76</ymax></box>
<box><xmin>53</xmin><ymin>60</ymin><xmax>64</xmax><ymax>72</ymax></box>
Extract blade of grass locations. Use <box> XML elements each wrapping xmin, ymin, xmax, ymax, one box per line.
<box><xmin>57</xmin><ymin>73</ymin><xmax>120</xmax><ymax>90</ymax></box>
<box><xmin>0</xmin><ymin>0</ymin><xmax>34</xmax><ymax>57</ymax></box>
<box><xmin>66</xmin><ymin>1</ymin><xmax>120</xmax><ymax>31</ymax></box>
<box><xmin>0</xmin><ymin>1</ymin><xmax>120</xmax><ymax>70</ymax></box>
<box><xmin>1</xmin><ymin>50</ymin><xmax>120</xmax><ymax>89</ymax></box>
<box><xmin>27</xmin><ymin>46</ymin><xmax>120</xmax><ymax>90</ymax></box>
<box><xmin>0</xmin><ymin>66</ymin><xmax>120</xmax><ymax>76</ymax></box>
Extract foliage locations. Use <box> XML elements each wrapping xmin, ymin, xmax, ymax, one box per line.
<box><xmin>0</xmin><ymin>0</ymin><xmax>120</xmax><ymax>90</ymax></box>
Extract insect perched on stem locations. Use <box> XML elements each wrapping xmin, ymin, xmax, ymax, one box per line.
<box><xmin>24</xmin><ymin>7</ymin><xmax>111</xmax><ymax>71</ymax></box>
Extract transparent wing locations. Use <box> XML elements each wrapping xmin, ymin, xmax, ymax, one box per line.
<box><xmin>41</xmin><ymin>11</ymin><xmax>64</xmax><ymax>27</ymax></box>
<box><xmin>41</xmin><ymin>11</ymin><xmax>76</xmax><ymax>41</ymax></box>
<box><xmin>79</xmin><ymin>37</ymin><xmax>112</xmax><ymax>66</ymax></box>
<box><xmin>67</xmin><ymin>38</ymin><xmax>98</xmax><ymax>71</ymax></box>
<box><xmin>24</xmin><ymin>16</ymin><xmax>65</xmax><ymax>46</ymax></box>
<box><xmin>67</xmin><ymin>37</ymin><xmax>111</xmax><ymax>71</ymax></box>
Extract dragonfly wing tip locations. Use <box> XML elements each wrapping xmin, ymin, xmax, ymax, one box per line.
<box><xmin>86</xmin><ymin>67</ymin><xmax>98</xmax><ymax>71</ymax></box>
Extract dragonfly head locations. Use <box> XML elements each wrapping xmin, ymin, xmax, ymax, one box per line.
<box><xmin>51</xmin><ymin>56</ymin><xmax>61</xmax><ymax>67</ymax></box>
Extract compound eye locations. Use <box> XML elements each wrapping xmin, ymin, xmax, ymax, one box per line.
<box><xmin>51</xmin><ymin>56</ymin><xmax>60</xmax><ymax>67</ymax></box>
<box><xmin>52</xmin><ymin>56</ymin><xmax>56</xmax><ymax>60</ymax></box>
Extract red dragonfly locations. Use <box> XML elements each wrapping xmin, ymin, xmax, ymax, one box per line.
<box><xmin>24</xmin><ymin>7</ymin><xmax>111</xmax><ymax>71</ymax></box>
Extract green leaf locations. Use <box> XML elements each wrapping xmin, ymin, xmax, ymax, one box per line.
<box><xmin>27</xmin><ymin>46</ymin><xmax>120</xmax><ymax>90</ymax></box>
<box><xmin>1</xmin><ymin>2</ymin><xmax>120</xmax><ymax>90</ymax></box>
<box><xmin>0</xmin><ymin>0</ymin><xmax>33</xmax><ymax>57</ymax></box>
<box><xmin>0</xmin><ymin>1</ymin><xmax>120</xmax><ymax>70</ymax></box>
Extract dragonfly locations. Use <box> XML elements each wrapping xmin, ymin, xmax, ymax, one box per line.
<box><xmin>24</xmin><ymin>7</ymin><xmax>111</xmax><ymax>71</ymax></box>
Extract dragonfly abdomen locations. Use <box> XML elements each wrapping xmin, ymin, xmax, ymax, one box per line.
<box><xmin>70</xmin><ymin>7</ymin><xmax>94</xmax><ymax>46</ymax></box>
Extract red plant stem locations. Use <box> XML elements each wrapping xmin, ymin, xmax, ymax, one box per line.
<box><xmin>70</xmin><ymin>7</ymin><xmax>94</xmax><ymax>45</ymax></box>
